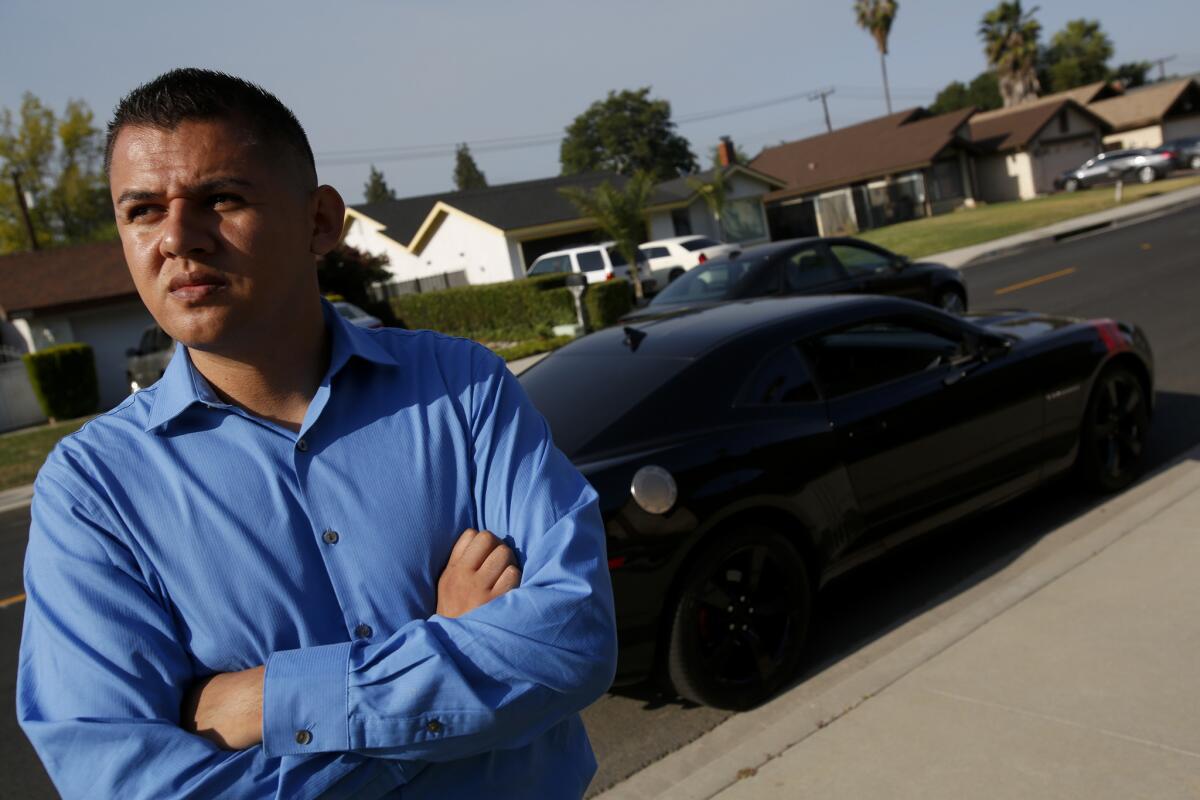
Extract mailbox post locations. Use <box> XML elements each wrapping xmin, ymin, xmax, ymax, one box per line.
<box><xmin>564</xmin><ymin>273</ymin><xmax>588</xmax><ymax>334</ymax></box>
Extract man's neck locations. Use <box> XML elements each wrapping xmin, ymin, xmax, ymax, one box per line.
<box><xmin>189</xmin><ymin>301</ymin><xmax>330</xmax><ymax>433</ymax></box>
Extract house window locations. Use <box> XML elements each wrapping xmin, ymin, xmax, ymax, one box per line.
<box><xmin>671</xmin><ymin>208</ymin><xmax>692</xmax><ymax>236</ymax></box>
<box><xmin>720</xmin><ymin>198</ymin><xmax>768</xmax><ymax>242</ymax></box>
<box><xmin>928</xmin><ymin>159</ymin><xmax>964</xmax><ymax>202</ymax></box>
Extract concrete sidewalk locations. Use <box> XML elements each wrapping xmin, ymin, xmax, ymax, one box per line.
<box><xmin>599</xmin><ymin>448</ymin><xmax>1200</xmax><ymax>800</ymax></box>
<box><xmin>926</xmin><ymin>182</ymin><xmax>1200</xmax><ymax>268</ymax></box>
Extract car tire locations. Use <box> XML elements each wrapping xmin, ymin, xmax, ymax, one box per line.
<box><xmin>1064</xmin><ymin>178</ymin><xmax>1080</xmax><ymax>192</ymax></box>
<box><xmin>1137</xmin><ymin>166</ymin><xmax>1156</xmax><ymax>184</ymax></box>
<box><xmin>668</xmin><ymin>268</ymin><xmax>685</xmax><ymax>283</ymax></box>
<box><xmin>1190</xmin><ymin>154</ymin><xmax>1200</xmax><ymax>171</ymax></box>
<box><xmin>665</xmin><ymin>526</ymin><xmax>811</xmax><ymax>710</ymax></box>
<box><xmin>1076</xmin><ymin>365</ymin><xmax>1149</xmax><ymax>493</ymax></box>
<box><xmin>934</xmin><ymin>286</ymin><xmax>967</xmax><ymax>315</ymax></box>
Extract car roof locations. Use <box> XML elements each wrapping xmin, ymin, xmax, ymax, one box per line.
<box><xmin>553</xmin><ymin>294</ymin><xmax>903</xmax><ymax>360</ymax></box>
<box><xmin>532</xmin><ymin>242</ymin><xmax>616</xmax><ymax>260</ymax></box>
<box><xmin>639</xmin><ymin>235</ymin><xmax>718</xmax><ymax>247</ymax></box>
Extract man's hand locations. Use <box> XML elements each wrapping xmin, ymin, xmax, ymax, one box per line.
<box><xmin>182</xmin><ymin>665</ymin><xmax>264</xmax><ymax>750</ymax></box>
<box><xmin>437</xmin><ymin>528</ymin><xmax>521</xmax><ymax>618</ymax></box>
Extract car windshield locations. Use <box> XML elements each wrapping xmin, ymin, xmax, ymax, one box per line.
<box><xmin>650</xmin><ymin>253</ymin><xmax>769</xmax><ymax>305</ymax></box>
<box><xmin>681</xmin><ymin>237</ymin><xmax>720</xmax><ymax>251</ymax></box>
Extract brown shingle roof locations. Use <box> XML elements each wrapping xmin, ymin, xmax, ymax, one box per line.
<box><xmin>970</xmin><ymin>81</ymin><xmax>1120</xmax><ymax>125</ymax></box>
<box><xmin>0</xmin><ymin>240</ymin><xmax>135</xmax><ymax>316</ymax></box>
<box><xmin>1089</xmin><ymin>78</ymin><xmax>1199</xmax><ymax>131</ymax></box>
<box><xmin>968</xmin><ymin>99</ymin><xmax>1108</xmax><ymax>153</ymax></box>
<box><xmin>750</xmin><ymin>107</ymin><xmax>975</xmax><ymax>200</ymax></box>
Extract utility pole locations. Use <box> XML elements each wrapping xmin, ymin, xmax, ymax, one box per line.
<box><xmin>10</xmin><ymin>170</ymin><xmax>38</xmax><ymax>251</ymax></box>
<box><xmin>808</xmin><ymin>87</ymin><xmax>836</xmax><ymax>134</ymax></box>
<box><xmin>1149</xmin><ymin>55</ymin><xmax>1176</xmax><ymax>82</ymax></box>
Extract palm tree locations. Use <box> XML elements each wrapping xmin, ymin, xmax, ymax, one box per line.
<box><xmin>560</xmin><ymin>172</ymin><xmax>654</xmax><ymax>301</ymax></box>
<box><xmin>854</xmin><ymin>0</ymin><xmax>899</xmax><ymax>114</ymax></box>
<box><xmin>979</xmin><ymin>2</ymin><xmax>1042</xmax><ymax>107</ymax></box>
<box><xmin>687</xmin><ymin>167</ymin><xmax>728</xmax><ymax>240</ymax></box>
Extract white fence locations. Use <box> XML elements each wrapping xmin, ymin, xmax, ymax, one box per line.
<box><xmin>0</xmin><ymin>359</ymin><xmax>46</xmax><ymax>433</ymax></box>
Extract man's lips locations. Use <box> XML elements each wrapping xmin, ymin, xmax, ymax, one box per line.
<box><xmin>168</xmin><ymin>272</ymin><xmax>228</xmax><ymax>299</ymax></box>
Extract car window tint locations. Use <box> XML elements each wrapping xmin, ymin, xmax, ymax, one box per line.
<box><xmin>640</xmin><ymin>246</ymin><xmax>670</xmax><ymax>259</ymax></box>
<box><xmin>784</xmin><ymin>247</ymin><xmax>844</xmax><ymax>291</ymax></box>
<box><xmin>650</xmin><ymin>254</ymin><xmax>768</xmax><ymax>304</ymax></box>
<box><xmin>681</xmin><ymin>238</ymin><xmax>720</xmax><ymax>251</ymax></box>
<box><xmin>528</xmin><ymin>255</ymin><xmax>569</xmax><ymax>275</ymax></box>
<box><xmin>576</xmin><ymin>250</ymin><xmax>605</xmax><ymax>272</ymax></box>
<box><xmin>738</xmin><ymin>345</ymin><xmax>819</xmax><ymax>406</ymax></box>
<box><xmin>829</xmin><ymin>244</ymin><xmax>892</xmax><ymax>276</ymax></box>
<box><xmin>804</xmin><ymin>319</ymin><xmax>968</xmax><ymax>398</ymax></box>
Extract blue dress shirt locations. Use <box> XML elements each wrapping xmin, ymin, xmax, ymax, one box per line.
<box><xmin>18</xmin><ymin>301</ymin><xmax>617</xmax><ymax>799</ymax></box>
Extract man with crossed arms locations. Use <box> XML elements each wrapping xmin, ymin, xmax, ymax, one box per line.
<box><xmin>18</xmin><ymin>68</ymin><xmax>616</xmax><ymax>799</ymax></box>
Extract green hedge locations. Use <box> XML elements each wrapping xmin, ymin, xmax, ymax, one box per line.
<box><xmin>391</xmin><ymin>276</ymin><xmax>632</xmax><ymax>340</ymax></box>
<box><xmin>23</xmin><ymin>343</ymin><xmax>99</xmax><ymax>421</ymax></box>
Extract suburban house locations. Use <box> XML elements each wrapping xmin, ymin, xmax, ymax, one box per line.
<box><xmin>968</xmin><ymin>98</ymin><xmax>1111</xmax><ymax>201</ymax></box>
<box><xmin>341</xmin><ymin>161</ymin><xmax>784</xmax><ymax>292</ymax></box>
<box><xmin>0</xmin><ymin>240</ymin><xmax>153</xmax><ymax>411</ymax></box>
<box><xmin>1089</xmin><ymin>77</ymin><xmax>1200</xmax><ymax>150</ymax></box>
<box><xmin>749</xmin><ymin>107</ymin><xmax>979</xmax><ymax>240</ymax></box>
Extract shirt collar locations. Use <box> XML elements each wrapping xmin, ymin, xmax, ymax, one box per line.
<box><xmin>144</xmin><ymin>298</ymin><xmax>400</xmax><ymax>433</ymax></box>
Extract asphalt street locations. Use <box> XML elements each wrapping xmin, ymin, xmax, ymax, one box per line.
<box><xmin>1</xmin><ymin>202</ymin><xmax>1197</xmax><ymax>799</ymax></box>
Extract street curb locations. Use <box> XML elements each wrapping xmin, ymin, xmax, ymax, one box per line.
<box><xmin>962</xmin><ymin>196</ymin><xmax>1200</xmax><ymax>269</ymax></box>
<box><xmin>0</xmin><ymin>484</ymin><xmax>34</xmax><ymax>514</ymax></box>
<box><xmin>597</xmin><ymin>447</ymin><xmax>1200</xmax><ymax>800</ymax></box>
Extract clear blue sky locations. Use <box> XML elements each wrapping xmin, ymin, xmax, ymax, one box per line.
<box><xmin>2</xmin><ymin>0</ymin><xmax>1196</xmax><ymax>203</ymax></box>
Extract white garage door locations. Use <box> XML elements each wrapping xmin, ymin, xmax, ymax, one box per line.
<box><xmin>1035</xmin><ymin>139</ymin><xmax>1098</xmax><ymax>193</ymax></box>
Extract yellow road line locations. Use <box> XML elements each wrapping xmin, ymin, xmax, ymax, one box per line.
<box><xmin>994</xmin><ymin>267</ymin><xmax>1077</xmax><ymax>296</ymax></box>
<box><xmin>0</xmin><ymin>593</ymin><xmax>26</xmax><ymax>609</ymax></box>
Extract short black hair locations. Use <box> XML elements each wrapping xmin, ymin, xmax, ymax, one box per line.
<box><xmin>104</xmin><ymin>68</ymin><xmax>316</xmax><ymax>184</ymax></box>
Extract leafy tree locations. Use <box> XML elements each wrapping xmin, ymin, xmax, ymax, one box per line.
<box><xmin>854</xmin><ymin>0</ymin><xmax>900</xmax><ymax>114</ymax></box>
<box><xmin>979</xmin><ymin>1</ymin><xmax>1042</xmax><ymax>107</ymax></box>
<box><xmin>1110</xmin><ymin>61</ymin><xmax>1151</xmax><ymax>89</ymax></box>
<box><xmin>930</xmin><ymin>71</ymin><xmax>1002</xmax><ymax>114</ymax></box>
<box><xmin>363</xmin><ymin>164</ymin><xmax>397</xmax><ymax>203</ymax></box>
<box><xmin>317</xmin><ymin>243</ymin><xmax>395</xmax><ymax>323</ymax></box>
<box><xmin>0</xmin><ymin>93</ymin><xmax>114</xmax><ymax>253</ymax></box>
<box><xmin>453</xmin><ymin>143</ymin><xmax>488</xmax><ymax>191</ymax></box>
<box><xmin>1040</xmin><ymin>19</ymin><xmax>1113</xmax><ymax>93</ymax></box>
<box><xmin>559</xmin><ymin>171</ymin><xmax>654</xmax><ymax>300</ymax></box>
<box><xmin>560</xmin><ymin>88</ymin><xmax>697</xmax><ymax>181</ymax></box>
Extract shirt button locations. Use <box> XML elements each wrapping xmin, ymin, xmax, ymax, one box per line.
<box><xmin>296</xmin><ymin>438</ymin><xmax>308</xmax><ymax>452</ymax></box>
<box><xmin>355</xmin><ymin>623</ymin><xmax>373</xmax><ymax>639</ymax></box>
<box><xmin>426</xmin><ymin>719</ymin><xmax>443</xmax><ymax>734</ymax></box>
<box><xmin>322</xmin><ymin>530</ymin><xmax>339</xmax><ymax>544</ymax></box>
<box><xmin>295</xmin><ymin>730</ymin><xmax>312</xmax><ymax>745</ymax></box>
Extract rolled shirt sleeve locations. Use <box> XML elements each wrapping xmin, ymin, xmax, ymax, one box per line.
<box><xmin>262</xmin><ymin>344</ymin><xmax>618</xmax><ymax>762</ymax></box>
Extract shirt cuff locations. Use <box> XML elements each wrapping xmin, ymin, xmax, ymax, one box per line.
<box><xmin>262</xmin><ymin>641</ymin><xmax>353</xmax><ymax>758</ymax></box>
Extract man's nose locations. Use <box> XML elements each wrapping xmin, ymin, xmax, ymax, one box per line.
<box><xmin>159</xmin><ymin>200</ymin><xmax>216</xmax><ymax>260</ymax></box>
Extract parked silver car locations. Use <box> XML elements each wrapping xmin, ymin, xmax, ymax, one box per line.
<box><xmin>1054</xmin><ymin>148</ymin><xmax>1174</xmax><ymax>191</ymax></box>
<box><xmin>126</xmin><ymin>324</ymin><xmax>174</xmax><ymax>393</ymax></box>
<box><xmin>1156</xmin><ymin>137</ymin><xmax>1200</xmax><ymax>171</ymax></box>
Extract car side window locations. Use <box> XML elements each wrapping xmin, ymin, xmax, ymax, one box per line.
<box><xmin>804</xmin><ymin>317</ymin><xmax>969</xmax><ymax>398</ymax></box>
<box><xmin>576</xmin><ymin>250</ymin><xmax>605</xmax><ymax>272</ymax></box>
<box><xmin>828</xmin><ymin>244</ymin><xmax>893</xmax><ymax>277</ymax></box>
<box><xmin>641</xmin><ymin>246</ymin><xmax>670</xmax><ymax>260</ymax></box>
<box><xmin>783</xmin><ymin>246</ymin><xmax>844</xmax><ymax>292</ymax></box>
<box><xmin>737</xmin><ymin>344</ymin><xmax>819</xmax><ymax>406</ymax></box>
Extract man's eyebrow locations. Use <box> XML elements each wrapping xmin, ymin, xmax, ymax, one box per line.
<box><xmin>116</xmin><ymin>177</ymin><xmax>255</xmax><ymax>206</ymax></box>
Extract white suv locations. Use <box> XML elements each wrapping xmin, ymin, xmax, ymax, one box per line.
<box><xmin>526</xmin><ymin>242</ymin><xmax>657</xmax><ymax>292</ymax></box>
<box><xmin>638</xmin><ymin>236</ymin><xmax>739</xmax><ymax>284</ymax></box>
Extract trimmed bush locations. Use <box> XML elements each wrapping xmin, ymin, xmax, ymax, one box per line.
<box><xmin>23</xmin><ymin>343</ymin><xmax>99</xmax><ymax>421</ymax></box>
<box><xmin>391</xmin><ymin>276</ymin><xmax>632</xmax><ymax>340</ymax></box>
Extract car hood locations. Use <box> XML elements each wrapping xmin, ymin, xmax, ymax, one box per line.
<box><xmin>964</xmin><ymin>309</ymin><xmax>1082</xmax><ymax>340</ymax></box>
<box><xmin>619</xmin><ymin>300</ymin><xmax>725</xmax><ymax>323</ymax></box>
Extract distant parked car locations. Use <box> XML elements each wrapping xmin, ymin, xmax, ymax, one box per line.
<box><xmin>638</xmin><ymin>236</ymin><xmax>739</xmax><ymax>284</ymax></box>
<box><xmin>526</xmin><ymin>242</ymin><xmax>657</xmax><ymax>293</ymax></box>
<box><xmin>332</xmin><ymin>300</ymin><xmax>383</xmax><ymax>329</ymax></box>
<box><xmin>1054</xmin><ymin>148</ymin><xmax>1173</xmax><ymax>191</ymax></box>
<box><xmin>126</xmin><ymin>324</ymin><xmax>174</xmax><ymax>393</ymax></box>
<box><xmin>1156</xmin><ymin>136</ymin><xmax>1200</xmax><ymax>171</ymax></box>
<box><xmin>622</xmin><ymin>237</ymin><xmax>968</xmax><ymax>322</ymax></box>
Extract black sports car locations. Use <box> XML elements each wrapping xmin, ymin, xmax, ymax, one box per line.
<box><xmin>624</xmin><ymin>237</ymin><xmax>968</xmax><ymax>321</ymax></box>
<box><xmin>520</xmin><ymin>295</ymin><xmax>1153</xmax><ymax>710</ymax></box>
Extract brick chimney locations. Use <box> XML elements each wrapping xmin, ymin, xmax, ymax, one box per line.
<box><xmin>717</xmin><ymin>136</ymin><xmax>736</xmax><ymax>167</ymax></box>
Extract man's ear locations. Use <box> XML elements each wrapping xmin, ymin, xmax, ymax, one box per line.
<box><xmin>308</xmin><ymin>185</ymin><xmax>347</xmax><ymax>256</ymax></box>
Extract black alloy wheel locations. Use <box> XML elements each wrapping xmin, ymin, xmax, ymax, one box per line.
<box><xmin>1190</xmin><ymin>154</ymin><xmax>1200</xmax><ymax>171</ymax></box>
<box><xmin>935</xmin><ymin>286</ymin><xmax>967</xmax><ymax>315</ymax></box>
<box><xmin>1078</xmin><ymin>366</ymin><xmax>1150</xmax><ymax>492</ymax></box>
<box><xmin>1137</xmin><ymin>165</ymin><xmax>1157</xmax><ymax>184</ymax></box>
<box><xmin>665</xmin><ymin>526</ymin><xmax>811</xmax><ymax>710</ymax></box>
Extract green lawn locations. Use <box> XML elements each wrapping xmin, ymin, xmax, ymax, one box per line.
<box><xmin>857</xmin><ymin>175</ymin><xmax>1200</xmax><ymax>259</ymax></box>
<box><xmin>0</xmin><ymin>416</ymin><xmax>93</xmax><ymax>492</ymax></box>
